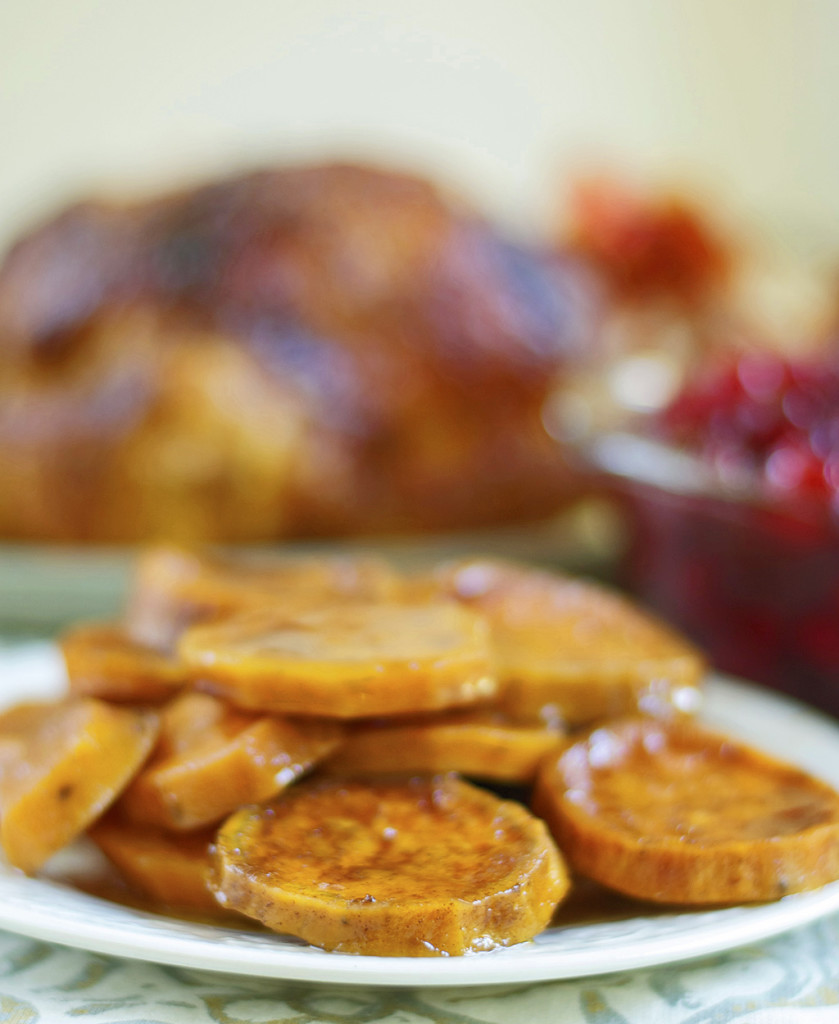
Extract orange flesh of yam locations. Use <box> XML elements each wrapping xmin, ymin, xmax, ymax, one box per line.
<box><xmin>0</xmin><ymin>698</ymin><xmax>158</xmax><ymax>873</ymax></box>
<box><xmin>126</xmin><ymin>546</ymin><xmax>402</xmax><ymax>650</ymax></box>
<box><xmin>533</xmin><ymin>717</ymin><xmax>839</xmax><ymax>904</ymax></box>
<box><xmin>437</xmin><ymin>558</ymin><xmax>705</xmax><ymax>726</ymax></box>
<box><xmin>60</xmin><ymin>622</ymin><xmax>185</xmax><ymax>703</ymax></box>
<box><xmin>213</xmin><ymin>775</ymin><xmax>569</xmax><ymax>956</ymax></box>
<box><xmin>179</xmin><ymin>601</ymin><xmax>496</xmax><ymax>718</ymax></box>
<box><xmin>323</xmin><ymin>710</ymin><xmax>565</xmax><ymax>782</ymax></box>
<box><xmin>89</xmin><ymin>818</ymin><xmax>223</xmax><ymax>915</ymax></box>
<box><xmin>118</xmin><ymin>692</ymin><xmax>342</xmax><ymax>829</ymax></box>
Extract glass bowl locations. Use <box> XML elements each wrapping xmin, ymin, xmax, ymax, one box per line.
<box><xmin>587</xmin><ymin>433</ymin><xmax>839</xmax><ymax>718</ymax></box>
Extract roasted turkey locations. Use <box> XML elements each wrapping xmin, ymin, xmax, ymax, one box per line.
<box><xmin>0</xmin><ymin>163</ymin><xmax>594</xmax><ymax>542</ymax></box>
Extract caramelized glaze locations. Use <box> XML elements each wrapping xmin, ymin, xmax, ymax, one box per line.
<box><xmin>118</xmin><ymin>692</ymin><xmax>342</xmax><ymax>829</ymax></box>
<box><xmin>535</xmin><ymin>717</ymin><xmax>839</xmax><ymax>903</ymax></box>
<box><xmin>179</xmin><ymin>601</ymin><xmax>496</xmax><ymax>718</ymax></box>
<box><xmin>214</xmin><ymin>775</ymin><xmax>568</xmax><ymax>956</ymax></box>
<box><xmin>437</xmin><ymin>557</ymin><xmax>705</xmax><ymax>725</ymax></box>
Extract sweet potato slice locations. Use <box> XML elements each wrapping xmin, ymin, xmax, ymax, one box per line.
<box><xmin>60</xmin><ymin>622</ymin><xmax>185</xmax><ymax>703</ymax></box>
<box><xmin>0</xmin><ymin>698</ymin><xmax>158</xmax><ymax>873</ymax></box>
<box><xmin>89</xmin><ymin>818</ymin><xmax>223</xmax><ymax>915</ymax></box>
<box><xmin>0</xmin><ymin>703</ymin><xmax>54</xmax><ymax>766</ymax></box>
<box><xmin>533</xmin><ymin>717</ymin><xmax>839</xmax><ymax>904</ymax></box>
<box><xmin>118</xmin><ymin>692</ymin><xmax>342</xmax><ymax>829</ymax></box>
<box><xmin>436</xmin><ymin>558</ymin><xmax>704</xmax><ymax>726</ymax></box>
<box><xmin>179</xmin><ymin>601</ymin><xmax>496</xmax><ymax>718</ymax></box>
<box><xmin>322</xmin><ymin>710</ymin><xmax>565</xmax><ymax>782</ymax></box>
<box><xmin>213</xmin><ymin>775</ymin><xmax>568</xmax><ymax>955</ymax></box>
<box><xmin>126</xmin><ymin>546</ymin><xmax>402</xmax><ymax>650</ymax></box>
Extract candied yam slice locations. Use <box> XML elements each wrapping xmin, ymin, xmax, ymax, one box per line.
<box><xmin>323</xmin><ymin>710</ymin><xmax>565</xmax><ymax>783</ymax></box>
<box><xmin>118</xmin><ymin>692</ymin><xmax>342</xmax><ymax>830</ymax></box>
<box><xmin>60</xmin><ymin>622</ymin><xmax>185</xmax><ymax>703</ymax></box>
<box><xmin>437</xmin><ymin>558</ymin><xmax>704</xmax><ymax>726</ymax></box>
<box><xmin>179</xmin><ymin>601</ymin><xmax>496</xmax><ymax>718</ymax></box>
<box><xmin>89</xmin><ymin>818</ymin><xmax>223</xmax><ymax>915</ymax></box>
<box><xmin>126</xmin><ymin>546</ymin><xmax>402</xmax><ymax>650</ymax></box>
<box><xmin>0</xmin><ymin>702</ymin><xmax>54</xmax><ymax>766</ymax></box>
<box><xmin>213</xmin><ymin>775</ymin><xmax>568</xmax><ymax>955</ymax></box>
<box><xmin>533</xmin><ymin>717</ymin><xmax>839</xmax><ymax>904</ymax></box>
<box><xmin>0</xmin><ymin>698</ymin><xmax>158</xmax><ymax>873</ymax></box>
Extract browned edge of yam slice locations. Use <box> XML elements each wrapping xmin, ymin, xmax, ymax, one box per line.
<box><xmin>213</xmin><ymin>774</ymin><xmax>569</xmax><ymax>955</ymax></box>
<box><xmin>533</xmin><ymin>716</ymin><xmax>839</xmax><ymax>904</ymax></box>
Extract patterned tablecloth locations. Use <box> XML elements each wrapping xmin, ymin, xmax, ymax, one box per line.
<box><xmin>1</xmin><ymin>918</ymin><xmax>839</xmax><ymax>1024</ymax></box>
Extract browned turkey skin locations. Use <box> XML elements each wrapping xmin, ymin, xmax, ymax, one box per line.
<box><xmin>0</xmin><ymin>163</ymin><xmax>593</xmax><ymax>542</ymax></box>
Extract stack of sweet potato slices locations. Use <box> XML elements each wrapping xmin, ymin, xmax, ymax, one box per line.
<box><xmin>0</xmin><ymin>546</ymin><xmax>837</xmax><ymax>957</ymax></box>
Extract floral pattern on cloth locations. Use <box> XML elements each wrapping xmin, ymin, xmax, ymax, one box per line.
<box><xmin>0</xmin><ymin>919</ymin><xmax>838</xmax><ymax>1024</ymax></box>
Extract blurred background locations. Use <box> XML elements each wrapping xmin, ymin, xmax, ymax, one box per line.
<box><xmin>3</xmin><ymin>0</ymin><xmax>839</xmax><ymax>714</ymax></box>
<box><xmin>2</xmin><ymin>0</ymin><xmax>839</xmax><ymax>246</ymax></box>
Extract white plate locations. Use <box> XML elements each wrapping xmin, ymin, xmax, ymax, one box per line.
<box><xmin>2</xmin><ymin>643</ymin><xmax>839</xmax><ymax>988</ymax></box>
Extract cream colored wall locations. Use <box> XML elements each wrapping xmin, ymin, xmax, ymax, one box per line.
<box><xmin>0</xmin><ymin>0</ymin><xmax>836</xmax><ymax>246</ymax></box>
